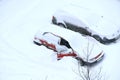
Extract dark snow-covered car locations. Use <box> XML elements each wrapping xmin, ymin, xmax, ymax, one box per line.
<box><xmin>52</xmin><ymin>6</ymin><xmax>120</xmax><ymax>44</ymax></box>
<box><xmin>33</xmin><ymin>31</ymin><xmax>104</xmax><ymax>66</ymax></box>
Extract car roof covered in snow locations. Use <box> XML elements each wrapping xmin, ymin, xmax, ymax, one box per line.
<box><xmin>34</xmin><ymin>31</ymin><xmax>61</xmax><ymax>44</ymax></box>
<box><xmin>54</xmin><ymin>5</ymin><xmax>120</xmax><ymax>36</ymax></box>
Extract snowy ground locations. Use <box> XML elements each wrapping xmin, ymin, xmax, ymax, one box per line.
<box><xmin>0</xmin><ymin>0</ymin><xmax>120</xmax><ymax>80</ymax></box>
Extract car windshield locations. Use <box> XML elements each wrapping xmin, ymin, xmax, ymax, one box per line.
<box><xmin>60</xmin><ymin>38</ymin><xmax>72</xmax><ymax>48</ymax></box>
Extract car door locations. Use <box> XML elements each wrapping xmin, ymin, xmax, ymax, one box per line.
<box><xmin>64</xmin><ymin>15</ymin><xmax>91</xmax><ymax>36</ymax></box>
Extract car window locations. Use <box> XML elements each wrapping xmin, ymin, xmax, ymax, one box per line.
<box><xmin>63</xmin><ymin>13</ymin><xmax>87</xmax><ymax>28</ymax></box>
<box><xmin>59</xmin><ymin>38</ymin><xmax>71</xmax><ymax>48</ymax></box>
<box><xmin>65</xmin><ymin>22</ymin><xmax>91</xmax><ymax>36</ymax></box>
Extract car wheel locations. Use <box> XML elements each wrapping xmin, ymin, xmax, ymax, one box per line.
<box><xmin>58</xmin><ymin>23</ymin><xmax>66</xmax><ymax>28</ymax></box>
<box><xmin>33</xmin><ymin>41</ymin><xmax>42</xmax><ymax>46</ymax></box>
<box><xmin>92</xmin><ymin>35</ymin><xmax>102</xmax><ymax>42</ymax></box>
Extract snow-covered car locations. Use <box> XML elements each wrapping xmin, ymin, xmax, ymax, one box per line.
<box><xmin>33</xmin><ymin>31</ymin><xmax>104</xmax><ymax>66</ymax></box>
<box><xmin>33</xmin><ymin>31</ymin><xmax>75</xmax><ymax>53</ymax></box>
<box><xmin>52</xmin><ymin>6</ymin><xmax>120</xmax><ymax>44</ymax></box>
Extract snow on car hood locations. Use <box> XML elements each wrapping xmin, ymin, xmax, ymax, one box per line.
<box><xmin>74</xmin><ymin>37</ymin><xmax>104</xmax><ymax>61</ymax></box>
<box><xmin>90</xmin><ymin>18</ymin><xmax>120</xmax><ymax>39</ymax></box>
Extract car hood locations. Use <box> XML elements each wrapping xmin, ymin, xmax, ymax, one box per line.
<box><xmin>75</xmin><ymin>39</ymin><xmax>104</xmax><ymax>60</ymax></box>
<box><xmin>90</xmin><ymin>18</ymin><xmax>120</xmax><ymax>39</ymax></box>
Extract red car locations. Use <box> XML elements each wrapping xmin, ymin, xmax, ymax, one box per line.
<box><xmin>33</xmin><ymin>32</ymin><xmax>73</xmax><ymax>52</ymax></box>
<box><xmin>33</xmin><ymin>31</ymin><xmax>104</xmax><ymax>65</ymax></box>
<box><xmin>33</xmin><ymin>31</ymin><xmax>78</xmax><ymax>59</ymax></box>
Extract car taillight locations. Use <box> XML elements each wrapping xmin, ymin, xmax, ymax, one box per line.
<box><xmin>52</xmin><ymin>16</ymin><xmax>55</xmax><ymax>19</ymax></box>
<box><xmin>52</xmin><ymin>16</ymin><xmax>57</xmax><ymax>23</ymax></box>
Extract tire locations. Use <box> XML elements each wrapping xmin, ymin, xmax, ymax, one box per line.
<box><xmin>58</xmin><ymin>23</ymin><xmax>66</xmax><ymax>28</ymax></box>
<box><xmin>33</xmin><ymin>41</ymin><xmax>42</xmax><ymax>46</ymax></box>
<box><xmin>92</xmin><ymin>35</ymin><xmax>102</xmax><ymax>42</ymax></box>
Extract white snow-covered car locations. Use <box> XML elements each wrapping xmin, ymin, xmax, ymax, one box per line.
<box><xmin>52</xmin><ymin>6</ymin><xmax>120</xmax><ymax>44</ymax></box>
<box><xmin>33</xmin><ymin>31</ymin><xmax>104</xmax><ymax>66</ymax></box>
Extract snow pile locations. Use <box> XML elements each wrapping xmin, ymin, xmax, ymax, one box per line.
<box><xmin>0</xmin><ymin>0</ymin><xmax>120</xmax><ymax>80</ymax></box>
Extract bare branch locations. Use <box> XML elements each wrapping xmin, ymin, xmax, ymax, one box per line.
<box><xmin>75</xmin><ymin>41</ymin><xmax>106</xmax><ymax>80</ymax></box>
